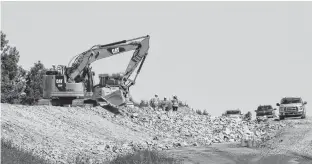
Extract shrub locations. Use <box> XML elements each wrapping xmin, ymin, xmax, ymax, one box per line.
<box><xmin>157</xmin><ymin>100</ymin><xmax>173</xmax><ymax>111</ymax></box>
<box><xmin>149</xmin><ymin>99</ymin><xmax>158</xmax><ymax>109</ymax></box>
<box><xmin>178</xmin><ymin>101</ymin><xmax>189</xmax><ymax>107</ymax></box>
<box><xmin>202</xmin><ymin>110</ymin><xmax>209</xmax><ymax>115</ymax></box>
<box><xmin>196</xmin><ymin>110</ymin><xmax>202</xmax><ymax>115</ymax></box>
<box><xmin>20</xmin><ymin>61</ymin><xmax>47</xmax><ymax>105</ymax></box>
<box><xmin>139</xmin><ymin>100</ymin><xmax>149</xmax><ymax>108</ymax></box>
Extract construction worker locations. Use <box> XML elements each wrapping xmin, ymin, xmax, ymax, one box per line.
<box><xmin>149</xmin><ymin>94</ymin><xmax>160</xmax><ymax>110</ymax></box>
<box><xmin>172</xmin><ymin>95</ymin><xmax>179</xmax><ymax>112</ymax></box>
<box><xmin>160</xmin><ymin>97</ymin><xmax>169</xmax><ymax>111</ymax></box>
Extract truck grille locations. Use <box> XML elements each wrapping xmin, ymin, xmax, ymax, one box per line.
<box><xmin>286</xmin><ymin>107</ymin><xmax>297</xmax><ymax>112</ymax></box>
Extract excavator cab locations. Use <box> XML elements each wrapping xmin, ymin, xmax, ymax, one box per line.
<box><xmin>99</xmin><ymin>73</ymin><xmax>125</xmax><ymax>86</ymax></box>
<box><xmin>38</xmin><ymin>35</ymin><xmax>150</xmax><ymax>108</ymax></box>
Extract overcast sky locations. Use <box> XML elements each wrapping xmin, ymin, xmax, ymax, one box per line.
<box><xmin>2</xmin><ymin>1</ymin><xmax>312</xmax><ymax>116</ymax></box>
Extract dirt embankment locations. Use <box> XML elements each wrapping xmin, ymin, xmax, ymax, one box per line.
<box><xmin>1</xmin><ymin>104</ymin><xmax>153</xmax><ymax>163</ymax></box>
<box><xmin>1</xmin><ymin>103</ymin><xmax>290</xmax><ymax>164</ymax></box>
<box><xmin>259</xmin><ymin>118</ymin><xmax>312</xmax><ymax>158</ymax></box>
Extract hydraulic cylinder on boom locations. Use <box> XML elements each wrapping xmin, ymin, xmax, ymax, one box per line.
<box><xmin>37</xmin><ymin>35</ymin><xmax>150</xmax><ymax>107</ymax></box>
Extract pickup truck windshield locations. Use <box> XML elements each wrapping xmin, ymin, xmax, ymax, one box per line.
<box><xmin>257</xmin><ymin>105</ymin><xmax>272</xmax><ymax>111</ymax></box>
<box><xmin>226</xmin><ymin>111</ymin><xmax>241</xmax><ymax>115</ymax></box>
<box><xmin>281</xmin><ymin>98</ymin><xmax>302</xmax><ymax>104</ymax></box>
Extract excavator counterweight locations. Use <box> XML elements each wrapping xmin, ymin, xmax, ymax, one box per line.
<box><xmin>37</xmin><ymin>35</ymin><xmax>150</xmax><ymax>108</ymax></box>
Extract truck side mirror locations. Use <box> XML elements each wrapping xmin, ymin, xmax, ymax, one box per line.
<box><xmin>304</xmin><ymin>101</ymin><xmax>307</xmax><ymax>105</ymax></box>
<box><xmin>254</xmin><ymin>110</ymin><xmax>257</xmax><ymax>112</ymax></box>
<box><xmin>276</xmin><ymin>103</ymin><xmax>280</xmax><ymax>106</ymax></box>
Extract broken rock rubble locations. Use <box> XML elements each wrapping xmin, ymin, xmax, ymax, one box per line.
<box><xmin>29</xmin><ymin>105</ymin><xmax>287</xmax><ymax>162</ymax></box>
<box><xmin>1</xmin><ymin>104</ymin><xmax>287</xmax><ymax>163</ymax></box>
<box><xmin>116</xmin><ymin>106</ymin><xmax>287</xmax><ymax>151</ymax></box>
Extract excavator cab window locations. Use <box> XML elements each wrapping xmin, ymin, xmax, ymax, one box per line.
<box><xmin>99</xmin><ymin>74</ymin><xmax>109</xmax><ymax>87</ymax></box>
<box><xmin>45</xmin><ymin>70</ymin><xmax>59</xmax><ymax>75</ymax></box>
<box><xmin>99</xmin><ymin>73</ymin><xmax>124</xmax><ymax>87</ymax></box>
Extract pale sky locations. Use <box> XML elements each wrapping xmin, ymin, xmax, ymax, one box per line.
<box><xmin>2</xmin><ymin>1</ymin><xmax>312</xmax><ymax>116</ymax></box>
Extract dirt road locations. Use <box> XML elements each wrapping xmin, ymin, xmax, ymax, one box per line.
<box><xmin>166</xmin><ymin>117</ymin><xmax>312</xmax><ymax>164</ymax></box>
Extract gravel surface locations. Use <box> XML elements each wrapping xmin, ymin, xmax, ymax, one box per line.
<box><xmin>1</xmin><ymin>103</ymin><xmax>293</xmax><ymax>163</ymax></box>
<box><xmin>258</xmin><ymin>117</ymin><xmax>312</xmax><ymax>158</ymax></box>
<box><xmin>166</xmin><ymin>117</ymin><xmax>312</xmax><ymax>164</ymax></box>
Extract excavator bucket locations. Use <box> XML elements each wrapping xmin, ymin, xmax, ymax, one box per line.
<box><xmin>103</xmin><ymin>90</ymin><xmax>126</xmax><ymax>106</ymax></box>
<box><xmin>94</xmin><ymin>89</ymin><xmax>127</xmax><ymax>107</ymax></box>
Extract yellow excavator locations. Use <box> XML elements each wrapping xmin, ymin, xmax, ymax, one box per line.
<box><xmin>37</xmin><ymin>35</ymin><xmax>150</xmax><ymax>108</ymax></box>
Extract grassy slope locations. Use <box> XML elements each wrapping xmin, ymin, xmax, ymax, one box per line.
<box><xmin>1</xmin><ymin>139</ymin><xmax>49</xmax><ymax>164</ymax></box>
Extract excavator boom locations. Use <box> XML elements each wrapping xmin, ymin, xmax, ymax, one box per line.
<box><xmin>38</xmin><ymin>35</ymin><xmax>150</xmax><ymax>108</ymax></box>
<box><xmin>67</xmin><ymin>35</ymin><xmax>150</xmax><ymax>83</ymax></box>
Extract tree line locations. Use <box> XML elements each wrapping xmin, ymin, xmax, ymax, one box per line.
<box><xmin>1</xmin><ymin>31</ymin><xmax>47</xmax><ymax>105</ymax></box>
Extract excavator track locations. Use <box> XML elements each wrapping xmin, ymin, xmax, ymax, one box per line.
<box><xmin>38</xmin><ymin>35</ymin><xmax>150</xmax><ymax>109</ymax></box>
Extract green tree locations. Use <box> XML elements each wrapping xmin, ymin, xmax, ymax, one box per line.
<box><xmin>1</xmin><ymin>31</ymin><xmax>27</xmax><ymax>103</ymax></box>
<box><xmin>21</xmin><ymin>61</ymin><xmax>47</xmax><ymax>105</ymax></box>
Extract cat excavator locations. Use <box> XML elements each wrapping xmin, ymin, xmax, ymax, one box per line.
<box><xmin>37</xmin><ymin>35</ymin><xmax>150</xmax><ymax>108</ymax></box>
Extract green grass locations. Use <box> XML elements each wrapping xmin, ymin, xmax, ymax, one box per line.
<box><xmin>109</xmin><ymin>150</ymin><xmax>183</xmax><ymax>164</ymax></box>
<box><xmin>1</xmin><ymin>139</ymin><xmax>50</xmax><ymax>164</ymax></box>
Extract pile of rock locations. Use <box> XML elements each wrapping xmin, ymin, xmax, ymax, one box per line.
<box><xmin>1</xmin><ymin>103</ymin><xmax>288</xmax><ymax>164</ymax></box>
<box><xmin>108</xmin><ymin>106</ymin><xmax>287</xmax><ymax>151</ymax></box>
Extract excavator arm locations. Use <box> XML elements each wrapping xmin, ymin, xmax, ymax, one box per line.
<box><xmin>38</xmin><ymin>35</ymin><xmax>150</xmax><ymax>108</ymax></box>
<box><xmin>66</xmin><ymin>35</ymin><xmax>150</xmax><ymax>84</ymax></box>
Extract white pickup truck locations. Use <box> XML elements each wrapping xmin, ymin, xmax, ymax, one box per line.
<box><xmin>276</xmin><ymin>97</ymin><xmax>307</xmax><ymax>120</ymax></box>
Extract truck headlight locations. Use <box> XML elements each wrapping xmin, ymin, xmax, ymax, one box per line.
<box><xmin>279</xmin><ymin>107</ymin><xmax>284</xmax><ymax>112</ymax></box>
<box><xmin>298</xmin><ymin>106</ymin><xmax>303</xmax><ymax>111</ymax></box>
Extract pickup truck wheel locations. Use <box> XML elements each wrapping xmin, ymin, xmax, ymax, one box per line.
<box><xmin>279</xmin><ymin>116</ymin><xmax>285</xmax><ymax>120</ymax></box>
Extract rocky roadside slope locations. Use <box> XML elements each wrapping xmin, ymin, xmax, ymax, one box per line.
<box><xmin>257</xmin><ymin>117</ymin><xmax>312</xmax><ymax>158</ymax></box>
<box><xmin>1</xmin><ymin>103</ymin><xmax>287</xmax><ymax>164</ymax></box>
